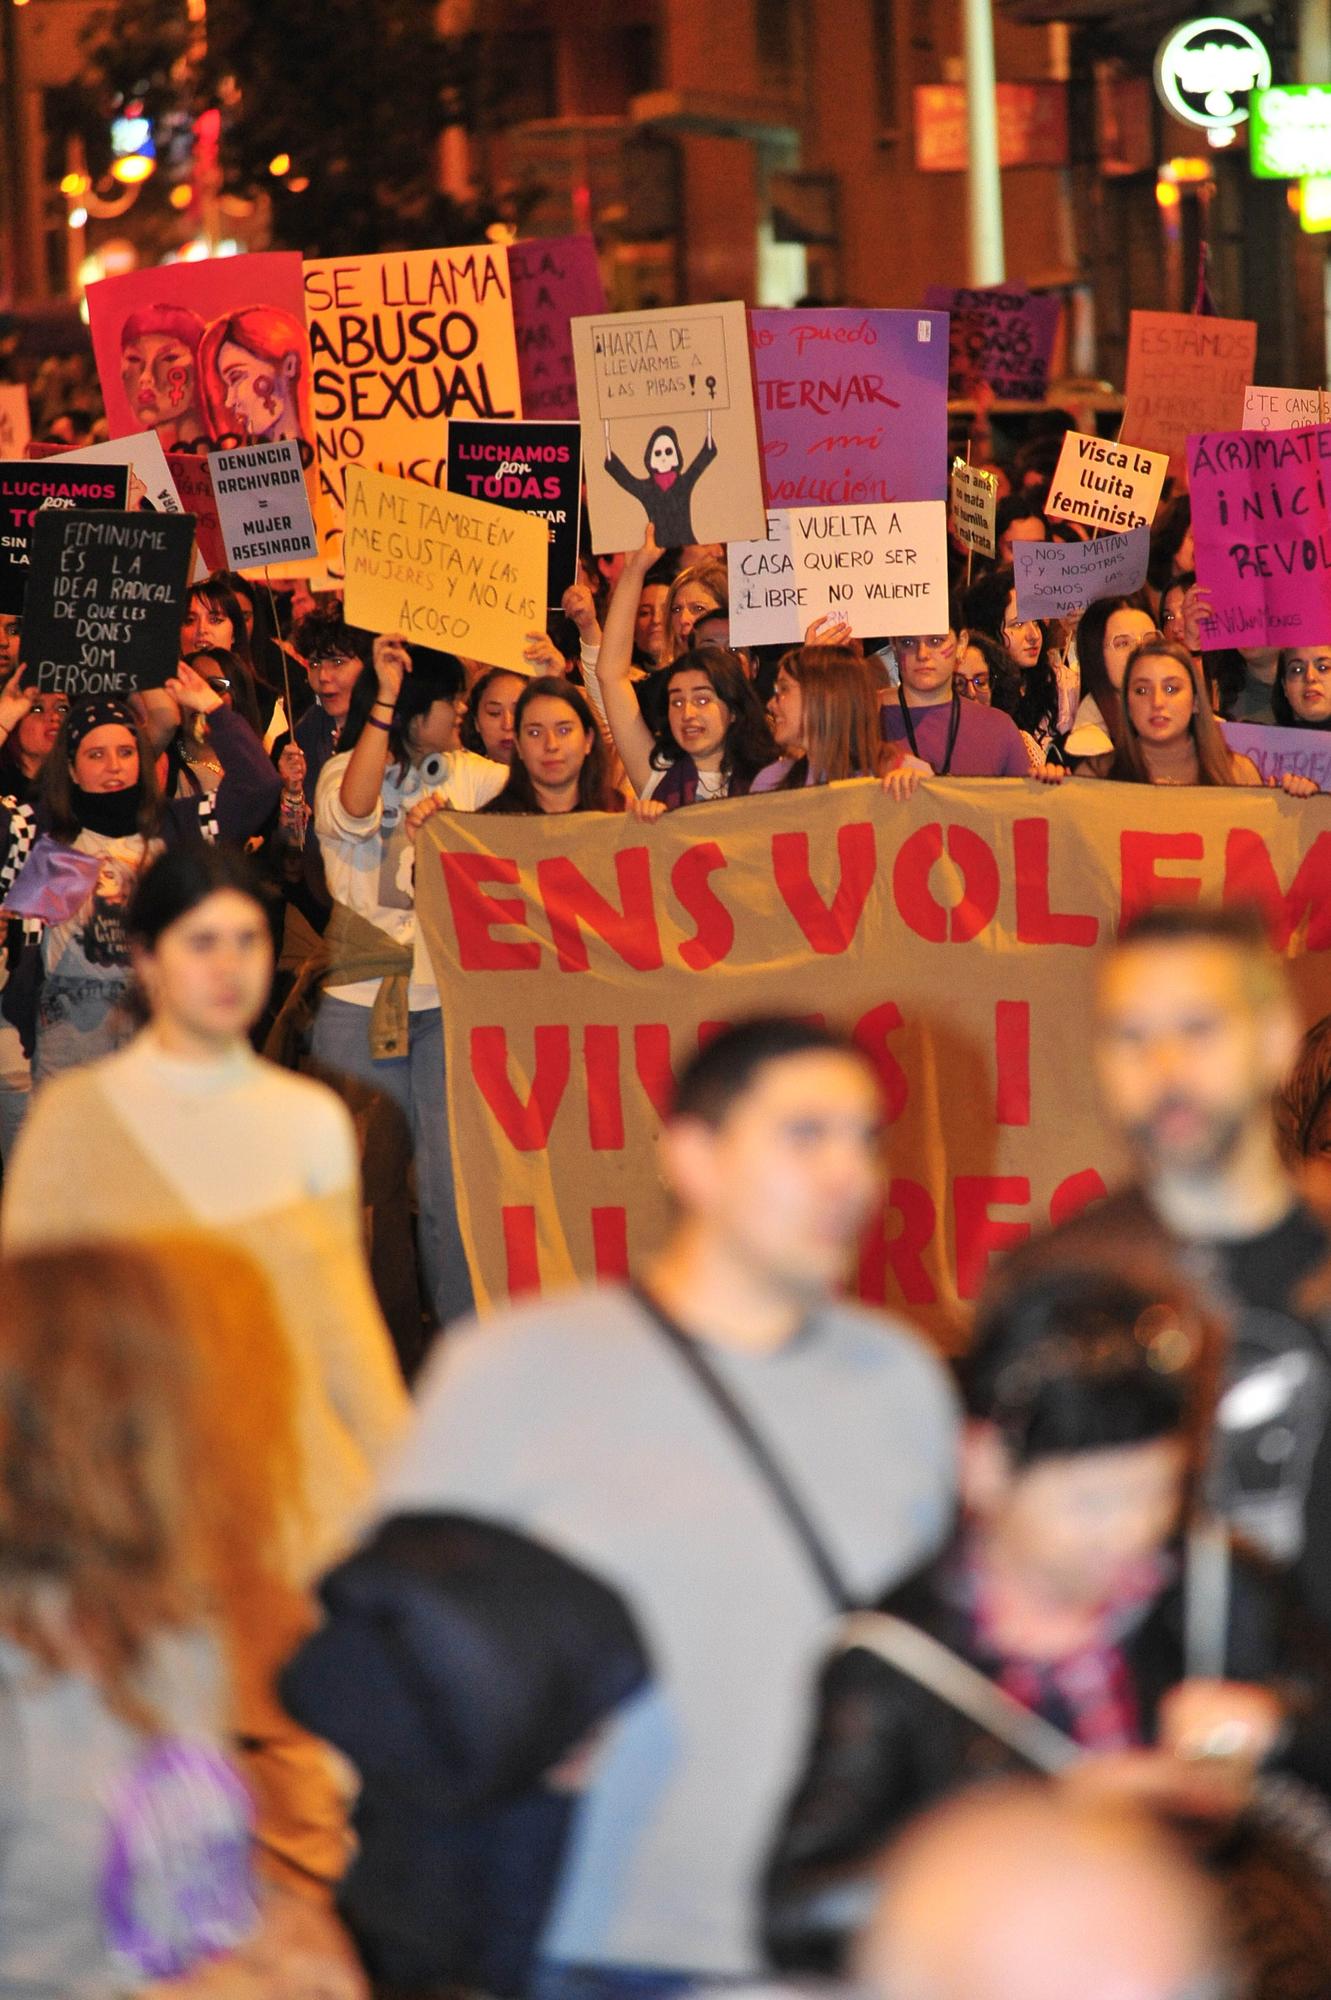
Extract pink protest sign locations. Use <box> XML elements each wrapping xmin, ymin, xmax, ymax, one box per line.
<box><xmin>87</xmin><ymin>252</ymin><xmax>313</xmax><ymax>457</ymax></box>
<box><xmin>85</xmin><ymin>251</ymin><xmax>323</xmax><ymax>571</ymax></box>
<box><xmin>1188</xmin><ymin>425</ymin><xmax>1331</xmax><ymax>649</ymax></box>
<box><xmin>166</xmin><ymin>452</ymin><xmax>228</xmax><ymax>573</ymax></box>
<box><xmin>508</xmin><ymin>235</ymin><xmax>606</xmax><ymax>420</ymax></box>
<box><xmin>750</xmin><ymin>308</ymin><xmax>948</xmax><ymax>507</ymax></box>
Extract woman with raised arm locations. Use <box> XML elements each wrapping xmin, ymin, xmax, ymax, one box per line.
<box><xmin>310</xmin><ymin>634</ymin><xmax>506</xmax><ymax>1329</ymax></box>
<box><xmin>579</xmin><ymin>529</ymin><xmax>775</xmax><ymax>806</ymax></box>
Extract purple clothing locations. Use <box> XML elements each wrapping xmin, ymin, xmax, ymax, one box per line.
<box><xmin>749</xmin><ymin>758</ymin><xmax>807</xmax><ymax>793</ymax></box>
<box><xmin>881</xmin><ymin>698</ymin><xmax>1029</xmax><ymax>777</ymax></box>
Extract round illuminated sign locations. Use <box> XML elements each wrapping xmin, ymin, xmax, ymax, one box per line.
<box><xmin>1154</xmin><ymin>17</ymin><xmax>1272</xmax><ymax>131</ymax></box>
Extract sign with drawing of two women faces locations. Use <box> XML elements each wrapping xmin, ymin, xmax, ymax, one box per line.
<box><xmin>572</xmin><ymin>301</ymin><xmax>767</xmax><ymax>553</ymax></box>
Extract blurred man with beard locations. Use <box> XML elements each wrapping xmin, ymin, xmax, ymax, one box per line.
<box><xmin>1001</xmin><ymin>905</ymin><xmax>1331</xmax><ymax>1614</ymax></box>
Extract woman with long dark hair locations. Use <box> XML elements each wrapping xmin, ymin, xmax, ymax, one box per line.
<box><xmin>953</xmin><ymin>629</ymin><xmax>1045</xmax><ymax>772</ymax></box>
<box><xmin>1063</xmin><ymin>593</ymin><xmax>1157</xmax><ymax>763</ymax></box>
<box><xmin>461</xmin><ymin>666</ymin><xmax>525</xmax><ymax>766</ymax></box>
<box><xmin>477</xmin><ymin>677</ymin><xmax>618</xmax><ymax>816</ymax></box>
<box><xmin>963</xmin><ymin>565</ymin><xmax>1062</xmax><ymax>749</ymax></box>
<box><xmin>585</xmin><ymin>530</ymin><xmax>775</xmax><ymax>805</ymax></box>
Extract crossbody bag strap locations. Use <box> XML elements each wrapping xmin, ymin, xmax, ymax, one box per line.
<box><xmin>633</xmin><ymin>1284</ymin><xmax>854</xmax><ymax>1613</ymax></box>
<box><xmin>838</xmin><ymin>1610</ymin><xmax>1081</xmax><ymax>1774</ymax></box>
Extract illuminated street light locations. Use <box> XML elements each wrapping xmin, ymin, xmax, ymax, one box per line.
<box><xmin>110</xmin><ymin>113</ymin><xmax>156</xmax><ymax>185</ymax></box>
<box><xmin>111</xmin><ymin>152</ymin><xmax>155</xmax><ymax>184</ymax></box>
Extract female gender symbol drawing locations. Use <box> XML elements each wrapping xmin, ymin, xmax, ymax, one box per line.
<box><xmin>603</xmin><ymin>415</ymin><xmax>717</xmax><ymax>546</ymax></box>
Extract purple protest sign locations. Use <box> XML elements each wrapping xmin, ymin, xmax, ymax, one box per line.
<box><xmin>750</xmin><ymin>307</ymin><xmax>948</xmax><ymax>507</ymax></box>
<box><xmin>1012</xmin><ymin>523</ymin><xmax>1149</xmax><ymax>620</ymax></box>
<box><xmin>922</xmin><ymin>285</ymin><xmax>1062</xmax><ymax>401</ymax></box>
<box><xmin>508</xmin><ymin>235</ymin><xmax>606</xmax><ymax>420</ymax></box>
<box><xmin>1188</xmin><ymin>425</ymin><xmax>1331</xmax><ymax>650</ymax></box>
<box><xmin>1222</xmin><ymin>719</ymin><xmax>1331</xmax><ymax>790</ymax></box>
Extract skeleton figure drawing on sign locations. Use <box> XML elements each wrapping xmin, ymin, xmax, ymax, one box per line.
<box><xmin>604</xmin><ymin>418</ymin><xmax>717</xmax><ymax>545</ymax></box>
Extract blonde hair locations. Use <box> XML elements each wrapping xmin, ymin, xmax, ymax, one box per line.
<box><xmin>665</xmin><ymin>561</ymin><xmax>729</xmax><ymax>664</ymax></box>
<box><xmin>0</xmin><ymin>1241</ymin><xmax>310</xmax><ymax>1736</ymax></box>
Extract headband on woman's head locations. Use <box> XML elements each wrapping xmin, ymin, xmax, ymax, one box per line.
<box><xmin>64</xmin><ymin>698</ymin><xmax>139</xmax><ymax>757</ymax></box>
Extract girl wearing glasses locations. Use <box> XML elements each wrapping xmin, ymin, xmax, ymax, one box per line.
<box><xmin>1273</xmin><ymin>647</ymin><xmax>1331</xmax><ymax>731</ymax></box>
<box><xmin>953</xmin><ymin>631</ymin><xmax>1045</xmax><ymax>774</ymax></box>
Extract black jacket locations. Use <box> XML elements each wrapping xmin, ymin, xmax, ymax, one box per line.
<box><xmin>762</xmin><ymin>1542</ymin><xmax>1331</xmax><ymax>1975</ymax></box>
<box><xmin>281</xmin><ymin>1511</ymin><xmax>651</xmax><ymax>1997</ymax></box>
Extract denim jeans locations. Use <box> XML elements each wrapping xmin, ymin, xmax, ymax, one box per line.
<box><xmin>0</xmin><ymin>1021</ymin><xmax>29</xmax><ymax>1164</ymax></box>
<box><xmin>310</xmin><ymin>995</ymin><xmax>474</xmax><ymax>1330</ymax></box>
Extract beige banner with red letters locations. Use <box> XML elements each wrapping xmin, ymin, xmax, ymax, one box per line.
<box><xmin>417</xmin><ymin>778</ymin><xmax>1331</xmax><ymax>1342</ymax></box>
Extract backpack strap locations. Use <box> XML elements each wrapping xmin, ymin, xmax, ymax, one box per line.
<box><xmin>837</xmin><ymin>1611</ymin><xmax>1080</xmax><ymax>1774</ymax></box>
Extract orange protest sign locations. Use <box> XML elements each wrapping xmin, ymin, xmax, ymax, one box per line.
<box><xmin>416</xmin><ymin>779</ymin><xmax>1331</xmax><ymax>1342</ymax></box>
<box><xmin>1120</xmin><ymin>310</ymin><xmax>1257</xmax><ymax>475</ymax></box>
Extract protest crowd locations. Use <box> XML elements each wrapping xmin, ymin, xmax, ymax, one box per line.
<box><xmin>4</xmin><ymin>227</ymin><xmax>1331</xmax><ymax>2000</ymax></box>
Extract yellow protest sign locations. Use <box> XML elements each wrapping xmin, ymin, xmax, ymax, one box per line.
<box><xmin>304</xmin><ymin>245</ymin><xmax>523</xmax><ymax>577</ymax></box>
<box><xmin>342</xmin><ymin>465</ymin><xmax>546</xmax><ymax>670</ymax></box>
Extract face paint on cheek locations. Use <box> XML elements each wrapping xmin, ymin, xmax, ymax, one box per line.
<box><xmin>252</xmin><ymin>372</ymin><xmax>279</xmax><ymax>421</ymax></box>
<box><xmin>164</xmin><ymin>364</ymin><xmax>191</xmax><ymax>411</ymax></box>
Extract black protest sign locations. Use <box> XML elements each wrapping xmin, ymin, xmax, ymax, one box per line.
<box><xmin>446</xmin><ymin>420</ymin><xmax>583</xmax><ymax>601</ymax></box>
<box><xmin>922</xmin><ymin>286</ymin><xmax>1062</xmax><ymax>401</ymax></box>
<box><xmin>21</xmin><ymin>510</ymin><xmax>197</xmax><ymax>697</ymax></box>
<box><xmin>0</xmin><ymin>461</ymin><xmax>130</xmax><ymax>616</ymax></box>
